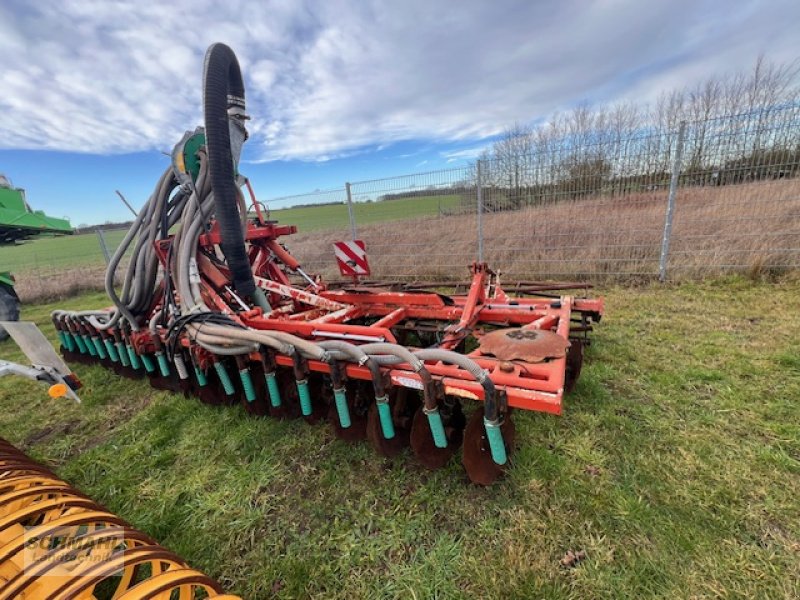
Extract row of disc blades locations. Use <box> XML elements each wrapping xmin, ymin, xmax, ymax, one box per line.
<box><xmin>61</xmin><ymin>345</ymin><xmax>515</xmax><ymax>485</ymax></box>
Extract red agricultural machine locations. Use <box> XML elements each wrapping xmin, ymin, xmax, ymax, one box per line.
<box><xmin>52</xmin><ymin>44</ymin><xmax>603</xmax><ymax>485</ymax></box>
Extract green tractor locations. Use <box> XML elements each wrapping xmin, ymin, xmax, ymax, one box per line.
<box><xmin>0</xmin><ymin>174</ymin><xmax>73</xmax><ymax>340</ymax></box>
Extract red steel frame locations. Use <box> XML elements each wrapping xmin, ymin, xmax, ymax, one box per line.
<box><xmin>145</xmin><ymin>213</ymin><xmax>603</xmax><ymax>415</ymax></box>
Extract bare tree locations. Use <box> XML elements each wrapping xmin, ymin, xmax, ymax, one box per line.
<box><xmin>468</xmin><ymin>53</ymin><xmax>800</xmax><ymax>206</ymax></box>
<box><xmin>493</xmin><ymin>122</ymin><xmax>534</xmax><ymax>195</ymax></box>
<box><xmin>685</xmin><ymin>76</ymin><xmax>723</xmax><ymax>173</ymax></box>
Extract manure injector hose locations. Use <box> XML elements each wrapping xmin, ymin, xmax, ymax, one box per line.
<box><xmin>52</xmin><ymin>43</ymin><xmax>512</xmax><ymax>483</ymax></box>
<box><xmin>0</xmin><ymin>438</ymin><xmax>240</xmax><ymax>599</ymax></box>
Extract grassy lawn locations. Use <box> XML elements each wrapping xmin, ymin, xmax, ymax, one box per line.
<box><xmin>0</xmin><ymin>277</ymin><xmax>798</xmax><ymax>599</ymax></box>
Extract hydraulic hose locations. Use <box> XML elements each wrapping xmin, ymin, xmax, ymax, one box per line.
<box><xmin>362</xmin><ymin>346</ymin><xmax>500</xmax><ymax>422</ymax></box>
<box><xmin>319</xmin><ymin>341</ymin><xmax>394</xmax><ymax>435</ymax></box>
<box><xmin>202</xmin><ymin>43</ymin><xmax>260</xmax><ymax>303</ymax></box>
<box><xmin>317</xmin><ymin>341</ymin><xmax>386</xmax><ymax>397</ymax></box>
<box><xmin>191</xmin><ymin>325</ymin><xmax>293</xmax><ymax>356</ymax></box>
<box><xmin>358</xmin><ymin>343</ymin><xmax>425</xmax><ymax>373</ymax></box>
<box><xmin>414</xmin><ymin>349</ymin><xmax>500</xmax><ymax>423</ymax></box>
<box><xmin>363</xmin><ymin>346</ymin><xmax>505</xmax><ymax>459</ymax></box>
<box><xmin>266</xmin><ymin>331</ymin><xmax>329</xmax><ymax>362</ymax></box>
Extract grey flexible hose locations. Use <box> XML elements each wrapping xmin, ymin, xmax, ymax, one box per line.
<box><xmin>358</xmin><ymin>343</ymin><xmax>425</xmax><ymax>372</ymax></box>
<box><xmin>364</xmin><ymin>347</ymin><xmax>499</xmax><ymax>421</ymax></box>
<box><xmin>318</xmin><ymin>340</ymin><xmax>386</xmax><ymax>398</ymax></box>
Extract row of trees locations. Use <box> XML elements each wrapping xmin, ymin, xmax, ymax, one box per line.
<box><xmin>469</xmin><ymin>56</ymin><xmax>800</xmax><ymax>209</ymax></box>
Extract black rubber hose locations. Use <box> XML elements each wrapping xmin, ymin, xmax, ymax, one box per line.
<box><xmin>202</xmin><ymin>43</ymin><xmax>255</xmax><ymax>298</ymax></box>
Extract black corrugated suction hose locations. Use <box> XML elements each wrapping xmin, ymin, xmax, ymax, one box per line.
<box><xmin>202</xmin><ymin>43</ymin><xmax>256</xmax><ymax>298</ymax></box>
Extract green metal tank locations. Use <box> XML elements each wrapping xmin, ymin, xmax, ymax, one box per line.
<box><xmin>0</xmin><ymin>174</ymin><xmax>73</xmax><ymax>340</ymax></box>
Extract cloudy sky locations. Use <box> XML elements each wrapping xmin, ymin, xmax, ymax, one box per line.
<box><xmin>0</xmin><ymin>0</ymin><xmax>798</xmax><ymax>224</ymax></box>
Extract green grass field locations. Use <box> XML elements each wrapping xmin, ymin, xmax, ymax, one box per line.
<box><xmin>0</xmin><ymin>195</ymin><xmax>463</xmax><ymax>272</ymax></box>
<box><xmin>1</xmin><ymin>229</ymin><xmax>128</xmax><ymax>271</ymax></box>
<box><xmin>0</xmin><ymin>277</ymin><xmax>798</xmax><ymax>598</ymax></box>
<box><xmin>267</xmin><ymin>194</ymin><xmax>462</xmax><ymax>232</ymax></box>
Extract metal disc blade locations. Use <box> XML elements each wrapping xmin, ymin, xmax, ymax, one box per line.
<box><xmin>366</xmin><ymin>404</ymin><xmax>405</xmax><ymax>457</ymax></box>
<box><xmin>119</xmin><ymin>364</ymin><xmax>146</xmax><ymax>380</ymax></box>
<box><xmin>409</xmin><ymin>402</ymin><xmax>465</xmax><ymax>470</ymax></box>
<box><xmin>302</xmin><ymin>375</ymin><xmax>328</xmax><ymax>424</ymax></box>
<box><xmin>328</xmin><ymin>383</ymin><xmax>368</xmax><ymax>442</ymax></box>
<box><xmin>197</xmin><ymin>375</ymin><xmax>227</xmax><ymax>406</ymax></box>
<box><xmin>59</xmin><ymin>347</ymin><xmax>77</xmax><ymax>363</ymax></box>
<box><xmin>178</xmin><ymin>377</ymin><xmax>195</xmax><ymax>398</ymax></box>
<box><xmin>478</xmin><ymin>328</ymin><xmax>569</xmax><ymax>362</ymax></box>
<box><xmin>62</xmin><ymin>349</ymin><xmax>92</xmax><ymax>367</ymax></box>
<box><xmin>462</xmin><ymin>407</ymin><xmax>515</xmax><ymax>486</ymax></box>
<box><xmin>148</xmin><ymin>371</ymin><xmax>183</xmax><ymax>394</ymax></box>
<box><xmin>272</xmin><ymin>371</ymin><xmax>326</xmax><ymax>422</ymax></box>
<box><xmin>242</xmin><ymin>362</ymin><xmax>270</xmax><ymax>417</ymax></box>
<box><xmin>366</xmin><ymin>386</ymin><xmax>419</xmax><ymax>458</ymax></box>
<box><xmin>564</xmin><ymin>339</ymin><xmax>584</xmax><ymax>394</ymax></box>
<box><xmin>272</xmin><ymin>370</ymin><xmax>305</xmax><ymax>419</ymax></box>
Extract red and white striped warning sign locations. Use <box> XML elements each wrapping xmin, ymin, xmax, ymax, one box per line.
<box><xmin>333</xmin><ymin>240</ymin><xmax>370</xmax><ymax>277</ymax></box>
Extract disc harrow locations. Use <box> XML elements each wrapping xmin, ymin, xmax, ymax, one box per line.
<box><xmin>52</xmin><ymin>43</ymin><xmax>603</xmax><ymax>485</ymax></box>
<box><xmin>0</xmin><ymin>438</ymin><xmax>240</xmax><ymax>599</ymax></box>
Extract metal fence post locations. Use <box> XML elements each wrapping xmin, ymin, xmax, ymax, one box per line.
<box><xmin>345</xmin><ymin>182</ymin><xmax>357</xmax><ymax>240</ymax></box>
<box><xmin>476</xmin><ymin>160</ymin><xmax>484</xmax><ymax>263</ymax></box>
<box><xmin>659</xmin><ymin>121</ymin><xmax>686</xmax><ymax>282</ymax></box>
<box><xmin>96</xmin><ymin>229</ymin><xmax>111</xmax><ymax>265</ymax></box>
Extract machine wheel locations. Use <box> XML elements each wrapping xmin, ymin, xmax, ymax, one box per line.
<box><xmin>0</xmin><ymin>284</ymin><xmax>20</xmax><ymax>342</ymax></box>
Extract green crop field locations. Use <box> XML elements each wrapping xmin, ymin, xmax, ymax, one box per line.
<box><xmin>1</xmin><ymin>277</ymin><xmax>798</xmax><ymax>599</ymax></box>
<box><xmin>0</xmin><ymin>195</ymin><xmax>463</xmax><ymax>272</ymax></box>
<box><xmin>266</xmin><ymin>194</ymin><xmax>462</xmax><ymax>232</ymax></box>
<box><xmin>1</xmin><ymin>229</ymin><xmax>128</xmax><ymax>271</ymax></box>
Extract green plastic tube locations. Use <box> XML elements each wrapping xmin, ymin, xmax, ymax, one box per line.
<box><xmin>333</xmin><ymin>388</ymin><xmax>351</xmax><ymax>428</ymax></box>
<box><xmin>141</xmin><ymin>353</ymin><xmax>155</xmax><ymax>373</ymax></box>
<box><xmin>214</xmin><ymin>362</ymin><xmax>235</xmax><ymax>396</ymax></box>
<box><xmin>156</xmin><ymin>352</ymin><xmax>170</xmax><ymax>377</ymax></box>
<box><xmin>296</xmin><ymin>379</ymin><xmax>312</xmax><ymax>416</ymax></box>
<box><xmin>92</xmin><ymin>337</ymin><xmax>107</xmax><ymax>359</ymax></box>
<box><xmin>127</xmin><ymin>345</ymin><xmax>141</xmax><ymax>370</ymax></box>
<box><xmin>56</xmin><ymin>331</ymin><xmax>67</xmax><ymax>349</ymax></box>
<box><xmin>484</xmin><ymin>418</ymin><xmax>508</xmax><ymax>465</ymax></box>
<box><xmin>73</xmin><ymin>333</ymin><xmax>87</xmax><ymax>354</ymax></box>
<box><xmin>376</xmin><ymin>396</ymin><xmax>395</xmax><ymax>439</ymax></box>
<box><xmin>104</xmin><ymin>340</ymin><xmax>119</xmax><ymax>362</ymax></box>
<box><xmin>117</xmin><ymin>342</ymin><xmax>130</xmax><ymax>367</ymax></box>
<box><xmin>62</xmin><ymin>331</ymin><xmax>76</xmax><ymax>352</ymax></box>
<box><xmin>83</xmin><ymin>335</ymin><xmax>97</xmax><ymax>357</ymax></box>
<box><xmin>239</xmin><ymin>369</ymin><xmax>256</xmax><ymax>403</ymax></box>
<box><xmin>265</xmin><ymin>372</ymin><xmax>281</xmax><ymax>407</ymax></box>
<box><xmin>426</xmin><ymin>409</ymin><xmax>447</xmax><ymax>449</ymax></box>
<box><xmin>194</xmin><ymin>366</ymin><xmax>208</xmax><ymax>387</ymax></box>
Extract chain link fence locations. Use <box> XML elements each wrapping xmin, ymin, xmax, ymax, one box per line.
<box><xmin>272</xmin><ymin>103</ymin><xmax>800</xmax><ymax>283</ymax></box>
<box><xmin>5</xmin><ymin>105</ymin><xmax>799</xmax><ymax>300</ymax></box>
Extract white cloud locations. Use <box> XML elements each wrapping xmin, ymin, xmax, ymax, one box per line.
<box><xmin>0</xmin><ymin>0</ymin><xmax>797</xmax><ymax>160</ymax></box>
<box><xmin>441</xmin><ymin>146</ymin><xmax>492</xmax><ymax>163</ymax></box>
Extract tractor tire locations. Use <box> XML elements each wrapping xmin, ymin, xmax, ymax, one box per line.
<box><xmin>0</xmin><ymin>285</ymin><xmax>20</xmax><ymax>342</ymax></box>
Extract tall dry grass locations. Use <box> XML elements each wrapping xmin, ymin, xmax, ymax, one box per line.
<box><xmin>291</xmin><ymin>177</ymin><xmax>800</xmax><ymax>282</ymax></box>
<box><xmin>11</xmin><ymin>178</ymin><xmax>800</xmax><ymax>302</ymax></box>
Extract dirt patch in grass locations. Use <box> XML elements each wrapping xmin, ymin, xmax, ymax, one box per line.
<box><xmin>22</xmin><ymin>419</ymin><xmax>80</xmax><ymax>449</ymax></box>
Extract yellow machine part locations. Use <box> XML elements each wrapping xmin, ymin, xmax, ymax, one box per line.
<box><xmin>0</xmin><ymin>438</ymin><xmax>241</xmax><ymax>599</ymax></box>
